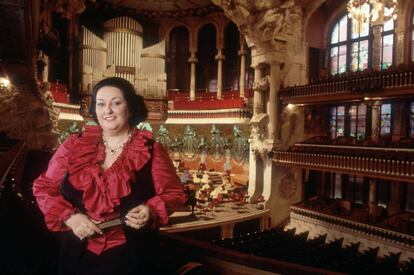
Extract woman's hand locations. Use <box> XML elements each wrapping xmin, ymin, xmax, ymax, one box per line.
<box><xmin>64</xmin><ymin>213</ymin><xmax>103</xmax><ymax>240</ymax></box>
<box><xmin>125</xmin><ymin>204</ymin><xmax>153</xmax><ymax>230</ymax></box>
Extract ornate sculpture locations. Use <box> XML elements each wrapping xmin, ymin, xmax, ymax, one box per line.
<box><xmin>182</xmin><ymin>125</ymin><xmax>198</xmax><ymax>159</ymax></box>
<box><xmin>210</xmin><ymin>125</ymin><xmax>225</xmax><ymax>160</ymax></box>
<box><xmin>232</xmin><ymin>125</ymin><xmax>249</xmax><ymax>162</ymax></box>
<box><xmin>253</xmin><ymin>75</ymin><xmax>270</xmax><ymax>92</ymax></box>
<box><xmin>155</xmin><ymin>125</ymin><xmax>170</xmax><ymax>149</ymax></box>
<box><xmin>250</xmin><ymin>113</ymin><xmax>272</xmax><ymax>157</ymax></box>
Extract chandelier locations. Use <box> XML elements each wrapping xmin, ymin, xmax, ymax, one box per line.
<box><xmin>347</xmin><ymin>0</ymin><xmax>398</xmax><ymax>33</ymax></box>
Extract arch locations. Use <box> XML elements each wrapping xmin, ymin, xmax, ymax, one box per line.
<box><xmin>223</xmin><ymin>21</ymin><xmax>240</xmax><ymax>91</ymax></box>
<box><xmin>403</xmin><ymin>0</ymin><xmax>414</xmax><ymax>63</ymax></box>
<box><xmin>168</xmin><ymin>26</ymin><xmax>190</xmax><ymax>90</ymax></box>
<box><xmin>196</xmin><ymin>23</ymin><xmax>217</xmax><ymax>92</ymax></box>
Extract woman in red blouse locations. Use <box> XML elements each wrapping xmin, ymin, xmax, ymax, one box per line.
<box><xmin>33</xmin><ymin>77</ymin><xmax>187</xmax><ymax>275</ymax></box>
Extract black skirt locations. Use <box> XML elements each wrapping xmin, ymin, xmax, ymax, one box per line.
<box><xmin>58</xmin><ymin>231</ymin><xmax>163</xmax><ymax>275</ymax></box>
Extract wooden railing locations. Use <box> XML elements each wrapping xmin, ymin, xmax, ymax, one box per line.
<box><xmin>280</xmin><ymin>69</ymin><xmax>414</xmax><ymax>103</ymax></box>
<box><xmin>272</xmin><ymin>147</ymin><xmax>414</xmax><ymax>183</ymax></box>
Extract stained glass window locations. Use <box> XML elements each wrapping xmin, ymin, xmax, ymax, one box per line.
<box><xmin>380</xmin><ymin>7</ymin><xmax>395</xmax><ymax>69</ymax></box>
<box><xmin>379</xmin><ymin>103</ymin><xmax>392</xmax><ymax>136</ymax></box>
<box><xmin>329</xmin><ymin>13</ymin><xmax>371</xmax><ymax>74</ymax></box>
<box><xmin>330</xmin><ymin>6</ymin><xmax>396</xmax><ymax>74</ymax></box>
<box><xmin>330</xmin><ymin>106</ymin><xmax>346</xmax><ymax>139</ymax></box>
<box><xmin>330</xmin><ymin>16</ymin><xmax>348</xmax><ymax>74</ymax></box>
<box><xmin>410</xmin><ymin>9</ymin><xmax>414</xmax><ymax>62</ymax></box>
<box><xmin>349</xmin><ymin>104</ymin><xmax>367</xmax><ymax>140</ymax></box>
<box><xmin>410</xmin><ymin>102</ymin><xmax>414</xmax><ymax>138</ymax></box>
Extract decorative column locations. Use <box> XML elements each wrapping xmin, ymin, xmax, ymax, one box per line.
<box><xmin>371</xmin><ymin>24</ymin><xmax>382</xmax><ymax>71</ymax></box>
<box><xmin>388</xmin><ymin>182</ymin><xmax>401</xmax><ymax>215</ymax></box>
<box><xmin>238</xmin><ymin>42</ymin><xmax>247</xmax><ymax>99</ymax></box>
<box><xmin>396</xmin><ymin>31</ymin><xmax>405</xmax><ymax>65</ymax></box>
<box><xmin>368</xmin><ymin>179</ymin><xmax>377</xmax><ymax>218</ymax></box>
<box><xmin>269</xmin><ymin>61</ymin><xmax>281</xmax><ymax>142</ymax></box>
<box><xmin>253</xmin><ymin>65</ymin><xmax>263</xmax><ymax>116</ymax></box>
<box><xmin>189</xmin><ymin>51</ymin><xmax>197</xmax><ymax>101</ymax></box>
<box><xmin>371</xmin><ymin>101</ymin><xmax>381</xmax><ymax>142</ymax></box>
<box><xmin>215</xmin><ymin>49</ymin><xmax>225</xmax><ymax>99</ymax></box>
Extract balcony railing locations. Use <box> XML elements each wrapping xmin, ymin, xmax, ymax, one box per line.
<box><xmin>280</xmin><ymin>68</ymin><xmax>414</xmax><ymax>103</ymax></box>
<box><xmin>290</xmin><ymin>205</ymin><xmax>414</xmax><ymax>254</ymax></box>
<box><xmin>166</xmin><ymin>108</ymin><xmax>252</xmax><ymax>124</ymax></box>
<box><xmin>272</xmin><ymin>146</ymin><xmax>414</xmax><ymax>183</ymax></box>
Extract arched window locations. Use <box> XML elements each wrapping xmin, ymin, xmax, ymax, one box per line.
<box><xmin>411</xmin><ymin>10</ymin><xmax>414</xmax><ymax>62</ymax></box>
<box><xmin>410</xmin><ymin>102</ymin><xmax>414</xmax><ymax>138</ymax></box>
<box><xmin>329</xmin><ymin>13</ymin><xmax>370</xmax><ymax>74</ymax></box>
<box><xmin>380</xmin><ymin>8</ymin><xmax>395</xmax><ymax>69</ymax></box>
<box><xmin>329</xmin><ymin>8</ymin><xmax>396</xmax><ymax>74</ymax></box>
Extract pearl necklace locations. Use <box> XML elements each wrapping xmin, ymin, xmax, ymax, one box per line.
<box><xmin>103</xmin><ymin>132</ymin><xmax>132</xmax><ymax>155</ymax></box>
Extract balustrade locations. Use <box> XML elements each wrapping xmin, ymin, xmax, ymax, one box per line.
<box><xmin>281</xmin><ymin>69</ymin><xmax>414</xmax><ymax>100</ymax></box>
<box><xmin>272</xmin><ymin>149</ymin><xmax>414</xmax><ymax>183</ymax></box>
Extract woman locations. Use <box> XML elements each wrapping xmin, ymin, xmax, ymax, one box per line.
<box><xmin>33</xmin><ymin>77</ymin><xmax>187</xmax><ymax>275</ymax></box>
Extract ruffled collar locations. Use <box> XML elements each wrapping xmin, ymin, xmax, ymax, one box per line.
<box><xmin>68</xmin><ymin>125</ymin><xmax>153</xmax><ymax>221</ymax></box>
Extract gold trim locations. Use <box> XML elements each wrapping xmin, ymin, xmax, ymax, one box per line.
<box><xmin>81</xmin><ymin>45</ymin><xmax>107</xmax><ymax>52</ymax></box>
<box><xmin>104</xmin><ymin>27</ymin><xmax>142</xmax><ymax>36</ymax></box>
<box><xmin>141</xmin><ymin>53</ymin><xmax>166</xmax><ymax>59</ymax></box>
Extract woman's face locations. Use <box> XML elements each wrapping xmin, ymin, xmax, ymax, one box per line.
<box><xmin>95</xmin><ymin>86</ymin><xmax>130</xmax><ymax>133</ymax></box>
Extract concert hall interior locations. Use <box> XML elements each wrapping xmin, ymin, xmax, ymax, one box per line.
<box><xmin>2</xmin><ymin>0</ymin><xmax>414</xmax><ymax>274</ymax></box>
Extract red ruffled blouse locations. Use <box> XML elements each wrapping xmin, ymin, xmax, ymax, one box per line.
<box><xmin>33</xmin><ymin>125</ymin><xmax>187</xmax><ymax>255</ymax></box>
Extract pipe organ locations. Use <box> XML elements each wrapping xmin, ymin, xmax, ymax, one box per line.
<box><xmin>138</xmin><ymin>40</ymin><xmax>166</xmax><ymax>98</ymax></box>
<box><xmin>79</xmin><ymin>16</ymin><xmax>167</xmax><ymax>103</ymax></box>
<box><xmin>103</xmin><ymin>17</ymin><xmax>142</xmax><ymax>85</ymax></box>
<box><xmin>80</xmin><ymin>26</ymin><xmax>108</xmax><ymax>112</ymax></box>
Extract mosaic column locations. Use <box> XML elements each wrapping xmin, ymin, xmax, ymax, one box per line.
<box><xmin>189</xmin><ymin>51</ymin><xmax>197</xmax><ymax>101</ymax></box>
<box><xmin>215</xmin><ymin>49</ymin><xmax>225</xmax><ymax>99</ymax></box>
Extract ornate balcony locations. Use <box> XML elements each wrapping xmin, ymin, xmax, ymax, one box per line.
<box><xmin>289</xmin><ymin>204</ymin><xmax>414</xmax><ymax>262</ymax></box>
<box><xmin>280</xmin><ymin>67</ymin><xmax>414</xmax><ymax>104</ymax></box>
<box><xmin>272</xmin><ymin>143</ymin><xmax>414</xmax><ymax>183</ymax></box>
<box><xmin>166</xmin><ymin>108</ymin><xmax>252</xmax><ymax>124</ymax></box>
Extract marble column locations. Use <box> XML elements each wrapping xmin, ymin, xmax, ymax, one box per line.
<box><xmin>372</xmin><ymin>24</ymin><xmax>382</xmax><ymax>71</ymax></box>
<box><xmin>368</xmin><ymin>178</ymin><xmax>377</xmax><ymax>217</ymax></box>
<box><xmin>189</xmin><ymin>51</ymin><xmax>197</xmax><ymax>101</ymax></box>
<box><xmin>253</xmin><ymin>65</ymin><xmax>263</xmax><ymax>116</ymax></box>
<box><xmin>269</xmin><ymin>62</ymin><xmax>281</xmax><ymax>142</ymax></box>
<box><xmin>215</xmin><ymin>49</ymin><xmax>225</xmax><ymax>99</ymax></box>
<box><xmin>238</xmin><ymin>44</ymin><xmax>247</xmax><ymax>99</ymax></box>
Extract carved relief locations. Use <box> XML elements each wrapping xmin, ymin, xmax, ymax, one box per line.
<box><xmin>250</xmin><ymin>113</ymin><xmax>272</xmax><ymax>157</ymax></box>
<box><xmin>215</xmin><ymin>0</ymin><xmax>303</xmax><ymax>52</ymax></box>
<box><xmin>279</xmin><ymin>172</ymin><xmax>297</xmax><ymax>199</ymax></box>
<box><xmin>253</xmin><ymin>75</ymin><xmax>270</xmax><ymax>92</ymax></box>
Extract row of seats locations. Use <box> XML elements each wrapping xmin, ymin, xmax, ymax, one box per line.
<box><xmin>212</xmin><ymin>228</ymin><xmax>414</xmax><ymax>274</ymax></box>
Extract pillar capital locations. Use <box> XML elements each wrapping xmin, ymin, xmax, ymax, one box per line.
<box><xmin>188</xmin><ymin>57</ymin><xmax>198</xmax><ymax>63</ymax></box>
<box><xmin>238</xmin><ymin>49</ymin><xmax>247</xmax><ymax>56</ymax></box>
<box><xmin>215</xmin><ymin>52</ymin><xmax>225</xmax><ymax>61</ymax></box>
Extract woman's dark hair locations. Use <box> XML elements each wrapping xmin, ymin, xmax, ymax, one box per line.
<box><xmin>89</xmin><ymin>77</ymin><xmax>148</xmax><ymax>127</ymax></box>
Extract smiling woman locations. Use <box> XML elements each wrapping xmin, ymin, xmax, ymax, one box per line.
<box><xmin>33</xmin><ymin>77</ymin><xmax>188</xmax><ymax>275</ymax></box>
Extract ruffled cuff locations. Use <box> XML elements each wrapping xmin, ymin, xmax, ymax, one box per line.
<box><xmin>44</xmin><ymin>205</ymin><xmax>77</xmax><ymax>232</ymax></box>
<box><xmin>146</xmin><ymin>196</ymin><xmax>169</xmax><ymax>226</ymax></box>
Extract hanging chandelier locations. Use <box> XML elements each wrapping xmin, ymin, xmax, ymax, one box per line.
<box><xmin>347</xmin><ymin>0</ymin><xmax>398</xmax><ymax>33</ymax></box>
